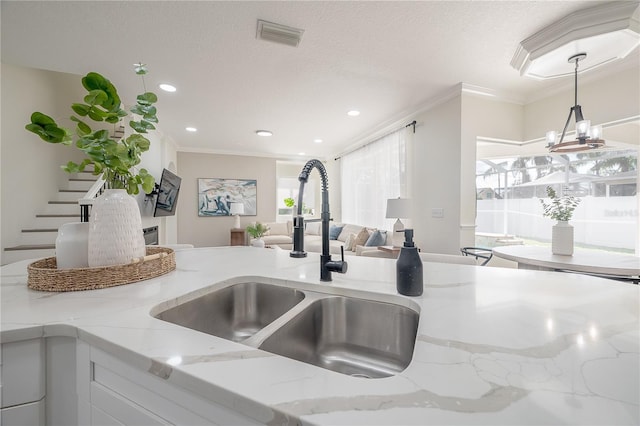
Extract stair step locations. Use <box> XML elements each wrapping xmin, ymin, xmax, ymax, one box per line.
<box><xmin>55</xmin><ymin>190</ymin><xmax>86</xmax><ymax>202</ymax></box>
<box><xmin>2</xmin><ymin>248</ymin><xmax>56</xmax><ymax>265</ymax></box>
<box><xmin>60</xmin><ymin>189</ymin><xmax>86</xmax><ymax>193</ymax></box>
<box><xmin>49</xmin><ymin>201</ymin><xmax>78</xmax><ymax>205</ymax></box>
<box><xmin>5</xmin><ymin>244</ymin><xmax>55</xmax><ymax>251</ymax></box>
<box><xmin>20</xmin><ymin>228</ymin><xmax>59</xmax><ymax>245</ymax></box>
<box><xmin>68</xmin><ymin>178</ymin><xmax>96</xmax><ymax>182</ymax></box>
<box><xmin>36</xmin><ymin>214</ymin><xmax>80</xmax><ymax>218</ymax></box>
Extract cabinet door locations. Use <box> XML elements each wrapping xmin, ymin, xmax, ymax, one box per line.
<box><xmin>1</xmin><ymin>339</ymin><xmax>45</xmax><ymax>408</ymax></box>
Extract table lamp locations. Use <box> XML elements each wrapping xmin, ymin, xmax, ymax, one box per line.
<box><xmin>386</xmin><ymin>198</ymin><xmax>411</xmax><ymax>247</ymax></box>
<box><xmin>229</xmin><ymin>202</ymin><xmax>245</xmax><ymax>229</ymax></box>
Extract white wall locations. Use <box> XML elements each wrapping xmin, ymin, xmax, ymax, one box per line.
<box><xmin>408</xmin><ymin>90</ymin><xmax>524</xmax><ymax>255</ymax></box>
<box><xmin>1</xmin><ymin>64</ymin><xmax>86</xmax><ymax>258</ymax></box>
<box><xmin>176</xmin><ymin>152</ymin><xmax>278</xmax><ymax>247</ymax></box>
<box><xmin>524</xmin><ymin>66</ymin><xmax>640</xmax><ymax>141</ymax></box>
<box><xmin>412</xmin><ymin>96</ymin><xmax>462</xmax><ymax>254</ymax></box>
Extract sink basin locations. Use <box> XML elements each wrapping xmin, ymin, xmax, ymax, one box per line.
<box><xmin>259</xmin><ymin>296</ymin><xmax>419</xmax><ymax>378</ymax></box>
<box><xmin>154</xmin><ymin>282</ymin><xmax>305</xmax><ymax>342</ymax></box>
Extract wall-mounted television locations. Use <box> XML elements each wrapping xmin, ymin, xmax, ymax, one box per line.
<box><xmin>154</xmin><ymin>169</ymin><xmax>182</xmax><ymax>217</ymax></box>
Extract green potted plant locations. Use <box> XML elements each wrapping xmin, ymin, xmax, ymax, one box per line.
<box><xmin>25</xmin><ymin>67</ymin><xmax>160</xmax><ymax>267</ymax></box>
<box><xmin>25</xmin><ymin>68</ymin><xmax>156</xmax><ymax>195</ymax></box>
<box><xmin>540</xmin><ymin>186</ymin><xmax>581</xmax><ymax>255</ymax></box>
<box><xmin>246</xmin><ymin>222</ymin><xmax>270</xmax><ymax>248</ymax></box>
<box><xmin>539</xmin><ymin>186</ymin><xmax>581</xmax><ymax>222</ymax></box>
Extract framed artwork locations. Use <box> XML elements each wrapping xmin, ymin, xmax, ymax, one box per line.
<box><xmin>198</xmin><ymin>178</ymin><xmax>257</xmax><ymax>217</ymax></box>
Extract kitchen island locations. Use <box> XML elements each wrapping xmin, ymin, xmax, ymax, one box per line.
<box><xmin>1</xmin><ymin>247</ymin><xmax>638</xmax><ymax>425</ymax></box>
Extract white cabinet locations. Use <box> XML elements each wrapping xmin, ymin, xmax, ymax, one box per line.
<box><xmin>1</xmin><ymin>339</ymin><xmax>46</xmax><ymax>425</ymax></box>
<box><xmin>79</xmin><ymin>342</ymin><xmax>261</xmax><ymax>426</ymax></box>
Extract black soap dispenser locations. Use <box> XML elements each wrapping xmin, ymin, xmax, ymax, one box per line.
<box><xmin>396</xmin><ymin>229</ymin><xmax>423</xmax><ymax>296</ymax></box>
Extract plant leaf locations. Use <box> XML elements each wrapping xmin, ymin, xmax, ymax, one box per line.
<box><xmin>87</xmin><ymin>106</ymin><xmax>106</xmax><ymax>121</ymax></box>
<box><xmin>72</xmin><ymin>103</ymin><xmax>90</xmax><ymax>116</ymax></box>
<box><xmin>30</xmin><ymin>112</ymin><xmax>56</xmax><ymax>126</ymax></box>
<box><xmin>84</xmin><ymin>89</ymin><xmax>108</xmax><ymax>106</ymax></box>
<box><xmin>137</xmin><ymin>92</ymin><xmax>157</xmax><ymax>104</ymax></box>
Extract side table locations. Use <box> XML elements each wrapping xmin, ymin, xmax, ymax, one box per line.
<box><xmin>230</xmin><ymin>228</ymin><xmax>246</xmax><ymax>246</ymax></box>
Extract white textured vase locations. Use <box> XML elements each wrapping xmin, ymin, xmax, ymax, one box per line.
<box><xmin>55</xmin><ymin>222</ymin><xmax>89</xmax><ymax>269</ymax></box>
<box><xmin>552</xmin><ymin>220</ymin><xmax>574</xmax><ymax>256</ymax></box>
<box><xmin>88</xmin><ymin>189</ymin><xmax>146</xmax><ymax>267</ymax></box>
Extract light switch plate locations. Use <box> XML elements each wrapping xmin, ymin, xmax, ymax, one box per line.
<box><xmin>431</xmin><ymin>208</ymin><xmax>444</xmax><ymax>218</ymax></box>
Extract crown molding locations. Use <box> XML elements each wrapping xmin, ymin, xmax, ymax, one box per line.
<box><xmin>511</xmin><ymin>2</ymin><xmax>640</xmax><ymax>80</ymax></box>
<box><xmin>176</xmin><ymin>145</ymin><xmax>327</xmax><ymax>162</ymax></box>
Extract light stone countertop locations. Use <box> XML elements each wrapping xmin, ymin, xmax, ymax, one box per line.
<box><xmin>1</xmin><ymin>246</ymin><xmax>638</xmax><ymax>425</ymax></box>
<box><xmin>492</xmin><ymin>245</ymin><xmax>640</xmax><ymax>277</ymax></box>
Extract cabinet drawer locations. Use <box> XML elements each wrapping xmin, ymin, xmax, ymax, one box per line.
<box><xmin>91</xmin><ymin>348</ymin><xmax>260</xmax><ymax>425</ymax></box>
<box><xmin>91</xmin><ymin>382</ymin><xmax>168</xmax><ymax>426</ymax></box>
<box><xmin>1</xmin><ymin>398</ymin><xmax>45</xmax><ymax>426</ymax></box>
<box><xmin>1</xmin><ymin>339</ymin><xmax>45</xmax><ymax>408</ymax></box>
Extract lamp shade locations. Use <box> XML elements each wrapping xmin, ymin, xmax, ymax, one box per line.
<box><xmin>386</xmin><ymin>198</ymin><xmax>411</xmax><ymax>219</ymax></box>
<box><xmin>229</xmin><ymin>202</ymin><xmax>244</xmax><ymax>215</ymax></box>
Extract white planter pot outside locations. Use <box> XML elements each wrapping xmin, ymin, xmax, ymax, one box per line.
<box><xmin>552</xmin><ymin>221</ymin><xmax>574</xmax><ymax>256</ymax></box>
<box><xmin>88</xmin><ymin>189</ymin><xmax>146</xmax><ymax>267</ymax></box>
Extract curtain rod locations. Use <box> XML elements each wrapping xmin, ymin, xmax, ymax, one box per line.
<box><xmin>334</xmin><ymin>120</ymin><xmax>416</xmax><ymax>161</ymax></box>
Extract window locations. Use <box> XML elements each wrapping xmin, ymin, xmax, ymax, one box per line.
<box><xmin>476</xmin><ymin>150</ymin><xmax>638</xmax><ymax>253</ymax></box>
<box><xmin>341</xmin><ymin>129</ymin><xmax>409</xmax><ymax>229</ymax></box>
<box><xmin>276</xmin><ymin>177</ymin><xmax>316</xmax><ymax>221</ymax></box>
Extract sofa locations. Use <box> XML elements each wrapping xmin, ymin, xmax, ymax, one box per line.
<box><xmin>258</xmin><ymin>221</ymin><xmax>294</xmax><ymax>250</ymax></box>
<box><xmin>256</xmin><ymin>221</ymin><xmax>391</xmax><ymax>256</ymax></box>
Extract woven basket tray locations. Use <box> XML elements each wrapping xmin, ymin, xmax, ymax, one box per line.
<box><xmin>27</xmin><ymin>246</ymin><xmax>176</xmax><ymax>292</ymax></box>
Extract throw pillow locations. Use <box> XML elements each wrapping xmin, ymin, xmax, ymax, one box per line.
<box><xmin>329</xmin><ymin>224</ymin><xmax>344</xmax><ymax>240</ymax></box>
<box><xmin>305</xmin><ymin>221</ymin><xmax>321</xmax><ymax>235</ymax></box>
<box><xmin>337</xmin><ymin>224</ymin><xmax>363</xmax><ymax>242</ymax></box>
<box><xmin>344</xmin><ymin>233</ymin><xmax>357</xmax><ymax>251</ymax></box>
<box><xmin>352</xmin><ymin>228</ymin><xmax>370</xmax><ymax>250</ymax></box>
<box><xmin>365</xmin><ymin>229</ymin><xmax>387</xmax><ymax>247</ymax></box>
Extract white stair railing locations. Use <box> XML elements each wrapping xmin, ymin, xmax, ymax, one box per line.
<box><xmin>78</xmin><ymin>174</ymin><xmax>107</xmax><ymax>222</ymax></box>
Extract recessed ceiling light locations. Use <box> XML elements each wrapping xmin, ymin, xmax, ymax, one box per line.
<box><xmin>298</xmin><ymin>152</ymin><xmax>306</xmax><ymax>156</ymax></box>
<box><xmin>185</xmin><ymin>127</ymin><xmax>197</xmax><ymax>132</ymax></box>
<box><xmin>313</xmin><ymin>139</ymin><xmax>323</xmax><ymax>144</ymax></box>
<box><xmin>347</xmin><ymin>110</ymin><xmax>360</xmax><ymax>117</ymax></box>
<box><xmin>256</xmin><ymin>130</ymin><xmax>273</xmax><ymax>137</ymax></box>
<box><xmin>159</xmin><ymin>83</ymin><xmax>176</xmax><ymax>92</ymax></box>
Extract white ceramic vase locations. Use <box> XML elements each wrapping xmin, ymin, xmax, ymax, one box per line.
<box><xmin>252</xmin><ymin>237</ymin><xmax>265</xmax><ymax>248</ymax></box>
<box><xmin>55</xmin><ymin>222</ymin><xmax>89</xmax><ymax>269</ymax></box>
<box><xmin>88</xmin><ymin>189</ymin><xmax>146</xmax><ymax>267</ymax></box>
<box><xmin>552</xmin><ymin>220</ymin><xmax>574</xmax><ymax>256</ymax></box>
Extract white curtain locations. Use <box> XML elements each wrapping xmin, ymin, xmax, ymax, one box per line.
<box><xmin>341</xmin><ymin>128</ymin><xmax>410</xmax><ymax>229</ymax></box>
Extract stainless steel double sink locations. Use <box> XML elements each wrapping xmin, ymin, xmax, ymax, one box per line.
<box><xmin>152</xmin><ymin>281</ymin><xmax>419</xmax><ymax>378</ymax></box>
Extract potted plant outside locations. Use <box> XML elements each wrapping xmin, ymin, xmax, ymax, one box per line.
<box><xmin>246</xmin><ymin>222</ymin><xmax>270</xmax><ymax>248</ymax></box>
<box><xmin>25</xmin><ymin>67</ymin><xmax>159</xmax><ymax>267</ymax></box>
<box><xmin>540</xmin><ymin>186</ymin><xmax>581</xmax><ymax>255</ymax></box>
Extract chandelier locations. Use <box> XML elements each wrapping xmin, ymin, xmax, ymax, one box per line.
<box><xmin>546</xmin><ymin>53</ymin><xmax>605</xmax><ymax>153</ymax></box>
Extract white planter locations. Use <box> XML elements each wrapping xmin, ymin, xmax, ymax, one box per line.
<box><xmin>552</xmin><ymin>221</ymin><xmax>574</xmax><ymax>256</ymax></box>
<box><xmin>88</xmin><ymin>189</ymin><xmax>146</xmax><ymax>267</ymax></box>
<box><xmin>251</xmin><ymin>238</ymin><xmax>265</xmax><ymax>248</ymax></box>
<box><xmin>55</xmin><ymin>222</ymin><xmax>89</xmax><ymax>269</ymax></box>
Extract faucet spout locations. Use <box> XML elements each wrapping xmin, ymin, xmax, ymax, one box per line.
<box><xmin>290</xmin><ymin>159</ymin><xmax>348</xmax><ymax>282</ymax></box>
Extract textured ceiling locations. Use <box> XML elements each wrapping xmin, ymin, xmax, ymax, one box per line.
<box><xmin>2</xmin><ymin>1</ymin><xmax>638</xmax><ymax>160</ymax></box>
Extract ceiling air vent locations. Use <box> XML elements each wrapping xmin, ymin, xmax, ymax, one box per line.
<box><xmin>257</xmin><ymin>20</ymin><xmax>304</xmax><ymax>47</ymax></box>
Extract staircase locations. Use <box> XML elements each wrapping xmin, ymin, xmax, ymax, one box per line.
<box><xmin>2</xmin><ymin>170</ymin><xmax>99</xmax><ymax>265</ymax></box>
